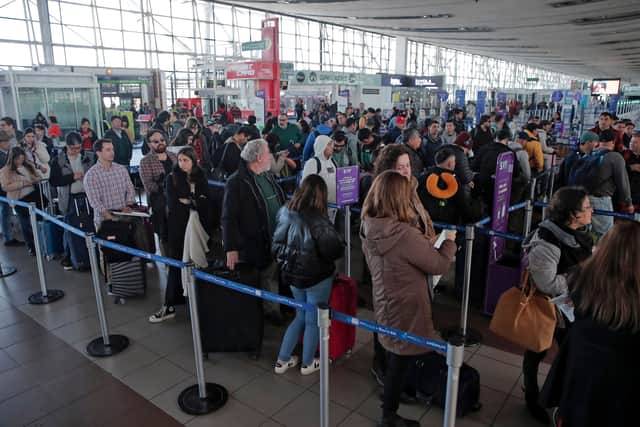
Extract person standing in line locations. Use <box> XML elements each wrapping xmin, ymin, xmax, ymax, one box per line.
<box><xmin>272</xmin><ymin>175</ymin><xmax>344</xmax><ymax>375</ymax></box>
<box><xmin>222</xmin><ymin>139</ymin><xmax>287</xmax><ymax>330</ymax></box>
<box><xmin>0</xmin><ymin>131</ymin><xmax>23</xmax><ymax>247</ymax></box>
<box><xmin>0</xmin><ymin>147</ymin><xmax>44</xmax><ymax>255</ymax></box>
<box><xmin>441</xmin><ymin>119</ymin><xmax>458</xmax><ymax>145</ymax></box>
<box><xmin>83</xmin><ymin>139</ymin><xmax>136</xmax><ymax>228</ymax></box>
<box><xmin>104</xmin><ymin>116</ymin><xmax>133</xmax><ymax>167</ymax></box>
<box><xmin>21</xmin><ymin>128</ymin><xmax>50</xmax><ymax>179</ymax></box>
<box><xmin>149</xmin><ymin>147</ymin><xmax>209</xmax><ymax>323</ymax></box>
<box><xmin>541</xmin><ymin>220</ymin><xmax>640</xmax><ymax>427</ymax></box>
<box><xmin>361</xmin><ymin>170</ymin><xmax>456</xmax><ymax>427</ymax></box>
<box><xmin>521</xmin><ymin>187</ymin><xmax>594</xmax><ymax>424</ymax></box>
<box><xmin>139</xmin><ymin>130</ymin><xmax>177</xmax><ymax>254</ymax></box>
<box><xmin>78</xmin><ymin>118</ymin><xmax>98</xmax><ymax>152</ymax></box>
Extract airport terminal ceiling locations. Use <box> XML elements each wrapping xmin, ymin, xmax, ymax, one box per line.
<box><xmin>222</xmin><ymin>0</ymin><xmax>640</xmax><ymax>81</ymax></box>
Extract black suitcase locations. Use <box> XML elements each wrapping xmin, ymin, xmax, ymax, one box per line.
<box><xmin>65</xmin><ymin>197</ymin><xmax>95</xmax><ymax>270</ymax></box>
<box><xmin>108</xmin><ymin>259</ymin><xmax>146</xmax><ymax>298</ymax></box>
<box><xmin>408</xmin><ymin>352</ymin><xmax>482</xmax><ymax>417</ymax></box>
<box><xmin>196</xmin><ymin>262</ymin><xmax>263</xmax><ymax>354</ymax></box>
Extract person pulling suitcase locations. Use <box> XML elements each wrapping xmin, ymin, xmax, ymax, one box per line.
<box><xmin>271</xmin><ymin>175</ymin><xmax>344</xmax><ymax>375</ymax></box>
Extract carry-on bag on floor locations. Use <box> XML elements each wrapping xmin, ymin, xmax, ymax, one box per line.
<box><xmin>65</xmin><ymin>197</ymin><xmax>95</xmax><ymax>270</ymax></box>
<box><xmin>97</xmin><ymin>220</ymin><xmax>136</xmax><ymax>263</ymax></box>
<box><xmin>107</xmin><ymin>258</ymin><xmax>146</xmax><ymax>299</ymax></box>
<box><xmin>329</xmin><ymin>274</ymin><xmax>358</xmax><ymax>361</ymax></box>
<box><xmin>407</xmin><ymin>352</ymin><xmax>482</xmax><ymax>416</ymax></box>
<box><xmin>195</xmin><ymin>261</ymin><xmax>263</xmax><ymax>355</ymax></box>
<box><xmin>36</xmin><ymin>180</ymin><xmax>64</xmax><ymax>259</ymax></box>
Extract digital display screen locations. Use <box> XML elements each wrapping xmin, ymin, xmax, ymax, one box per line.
<box><xmin>591</xmin><ymin>79</ymin><xmax>621</xmax><ymax>96</ymax></box>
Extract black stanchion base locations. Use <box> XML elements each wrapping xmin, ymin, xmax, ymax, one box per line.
<box><xmin>440</xmin><ymin>327</ymin><xmax>483</xmax><ymax>347</ymax></box>
<box><xmin>178</xmin><ymin>383</ymin><xmax>228</xmax><ymax>415</ymax></box>
<box><xmin>0</xmin><ymin>264</ymin><xmax>17</xmax><ymax>278</ymax></box>
<box><xmin>28</xmin><ymin>289</ymin><xmax>64</xmax><ymax>305</ymax></box>
<box><xmin>86</xmin><ymin>334</ymin><xmax>129</xmax><ymax>357</ymax></box>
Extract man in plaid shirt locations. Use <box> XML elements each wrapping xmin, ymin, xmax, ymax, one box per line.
<box><xmin>84</xmin><ymin>139</ymin><xmax>136</xmax><ymax>227</ymax></box>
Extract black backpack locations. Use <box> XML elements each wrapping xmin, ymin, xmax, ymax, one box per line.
<box><xmin>406</xmin><ymin>352</ymin><xmax>482</xmax><ymax>416</ymax></box>
<box><xmin>568</xmin><ymin>149</ymin><xmax>607</xmax><ymax>192</ymax></box>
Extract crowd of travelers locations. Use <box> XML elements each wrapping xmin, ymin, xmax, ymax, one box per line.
<box><xmin>0</xmin><ymin>99</ymin><xmax>639</xmax><ymax>427</ymax></box>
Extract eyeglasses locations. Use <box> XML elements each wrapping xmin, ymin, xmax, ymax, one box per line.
<box><xmin>150</xmin><ymin>138</ymin><xmax>165</xmax><ymax>144</ymax></box>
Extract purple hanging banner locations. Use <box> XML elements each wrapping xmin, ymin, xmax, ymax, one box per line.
<box><xmin>336</xmin><ymin>165</ymin><xmax>359</xmax><ymax>206</ymax></box>
<box><xmin>489</xmin><ymin>152</ymin><xmax>514</xmax><ymax>264</ymax></box>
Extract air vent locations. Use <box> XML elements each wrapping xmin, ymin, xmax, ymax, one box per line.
<box><xmin>572</xmin><ymin>11</ymin><xmax>640</xmax><ymax>26</ymax></box>
<box><xmin>549</xmin><ymin>0</ymin><xmax>606</xmax><ymax>8</ymax></box>
<box><xmin>423</xmin><ymin>37</ymin><xmax>519</xmax><ymax>42</ymax></box>
<box><xmin>472</xmin><ymin>45</ymin><xmax>540</xmax><ymax>49</ymax></box>
<box><xmin>304</xmin><ymin>13</ymin><xmax>454</xmax><ymax>20</ymax></box>
<box><xmin>370</xmin><ymin>26</ymin><xmax>493</xmax><ymax>33</ymax></box>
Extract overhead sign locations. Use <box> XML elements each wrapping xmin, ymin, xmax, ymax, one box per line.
<box><xmin>226</xmin><ymin>61</ymin><xmax>275</xmax><ymax>80</ymax></box>
<box><xmin>379</xmin><ymin>74</ymin><xmax>444</xmax><ymax>89</ymax></box>
<box><xmin>476</xmin><ymin>90</ymin><xmax>487</xmax><ymax>123</ymax></box>
<box><xmin>437</xmin><ymin>90</ymin><xmax>449</xmax><ymax>102</ymax></box>
<box><xmin>526</xmin><ymin>77</ymin><xmax>539</xmax><ymax>82</ymax></box>
<box><xmin>414</xmin><ymin>76</ymin><xmax>444</xmax><ymax>89</ymax></box>
<box><xmin>241</xmin><ymin>39</ymin><xmax>270</xmax><ymax>52</ymax></box>
<box><xmin>455</xmin><ymin>89</ymin><xmax>466</xmax><ymax>107</ymax></box>
<box><xmin>290</xmin><ymin>70</ymin><xmax>380</xmax><ymax>86</ymax></box>
<box><xmin>551</xmin><ymin>90</ymin><xmax>564</xmax><ymax>102</ymax></box>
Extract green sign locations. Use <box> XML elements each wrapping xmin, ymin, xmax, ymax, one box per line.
<box><xmin>526</xmin><ymin>77</ymin><xmax>539</xmax><ymax>82</ymax></box>
<box><xmin>241</xmin><ymin>40</ymin><xmax>268</xmax><ymax>51</ymax></box>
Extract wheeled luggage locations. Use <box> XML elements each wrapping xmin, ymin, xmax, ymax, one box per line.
<box><xmin>329</xmin><ymin>274</ymin><xmax>358</xmax><ymax>361</ymax></box>
<box><xmin>97</xmin><ymin>220</ymin><xmax>136</xmax><ymax>263</ymax></box>
<box><xmin>195</xmin><ymin>262</ymin><xmax>263</xmax><ymax>355</ymax></box>
<box><xmin>107</xmin><ymin>259</ymin><xmax>146</xmax><ymax>298</ymax></box>
<box><xmin>64</xmin><ymin>197</ymin><xmax>94</xmax><ymax>270</ymax></box>
<box><xmin>407</xmin><ymin>352</ymin><xmax>482</xmax><ymax>416</ymax></box>
<box><xmin>36</xmin><ymin>180</ymin><xmax>64</xmax><ymax>259</ymax></box>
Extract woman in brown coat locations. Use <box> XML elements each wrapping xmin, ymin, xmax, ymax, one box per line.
<box><xmin>361</xmin><ymin>170</ymin><xmax>456</xmax><ymax>427</ymax></box>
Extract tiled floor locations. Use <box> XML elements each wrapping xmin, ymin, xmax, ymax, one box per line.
<box><xmin>0</xmin><ymin>242</ymin><xmax>552</xmax><ymax>426</ymax></box>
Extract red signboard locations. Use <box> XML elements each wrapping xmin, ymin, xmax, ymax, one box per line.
<box><xmin>226</xmin><ymin>61</ymin><xmax>275</xmax><ymax>80</ymax></box>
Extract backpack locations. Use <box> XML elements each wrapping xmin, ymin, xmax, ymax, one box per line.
<box><xmin>567</xmin><ymin>150</ymin><xmax>607</xmax><ymax>191</ymax></box>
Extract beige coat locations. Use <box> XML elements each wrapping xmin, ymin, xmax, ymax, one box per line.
<box><xmin>0</xmin><ymin>166</ymin><xmax>42</xmax><ymax>201</ymax></box>
<box><xmin>361</xmin><ymin>216</ymin><xmax>455</xmax><ymax>355</ymax></box>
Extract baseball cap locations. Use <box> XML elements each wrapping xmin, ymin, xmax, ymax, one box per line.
<box><xmin>579</xmin><ymin>131</ymin><xmax>599</xmax><ymax>144</ymax></box>
<box><xmin>599</xmin><ymin>129</ymin><xmax>616</xmax><ymax>142</ymax></box>
<box><xmin>454</xmin><ymin>132</ymin><xmax>472</xmax><ymax>149</ymax></box>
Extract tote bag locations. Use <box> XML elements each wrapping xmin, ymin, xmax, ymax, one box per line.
<box><xmin>489</xmin><ymin>270</ymin><xmax>557</xmax><ymax>352</ymax></box>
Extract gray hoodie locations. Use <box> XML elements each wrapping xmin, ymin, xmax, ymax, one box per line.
<box><xmin>522</xmin><ymin>220</ymin><xmax>584</xmax><ymax>297</ymax></box>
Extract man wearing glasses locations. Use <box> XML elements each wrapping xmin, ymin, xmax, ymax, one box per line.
<box><xmin>270</xmin><ymin>113</ymin><xmax>303</xmax><ymax>155</ymax></box>
<box><xmin>50</xmin><ymin>132</ymin><xmax>96</xmax><ymax>270</ymax></box>
<box><xmin>139</xmin><ymin>129</ymin><xmax>177</xmax><ymax>253</ymax></box>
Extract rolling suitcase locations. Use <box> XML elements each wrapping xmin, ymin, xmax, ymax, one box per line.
<box><xmin>64</xmin><ymin>197</ymin><xmax>95</xmax><ymax>270</ymax></box>
<box><xmin>97</xmin><ymin>220</ymin><xmax>136</xmax><ymax>263</ymax></box>
<box><xmin>36</xmin><ymin>181</ymin><xmax>63</xmax><ymax>259</ymax></box>
<box><xmin>196</xmin><ymin>262</ymin><xmax>263</xmax><ymax>355</ymax></box>
<box><xmin>107</xmin><ymin>259</ymin><xmax>146</xmax><ymax>299</ymax></box>
<box><xmin>329</xmin><ymin>274</ymin><xmax>358</xmax><ymax>361</ymax></box>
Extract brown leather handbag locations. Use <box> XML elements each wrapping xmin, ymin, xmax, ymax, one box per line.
<box><xmin>489</xmin><ymin>270</ymin><xmax>557</xmax><ymax>352</ymax></box>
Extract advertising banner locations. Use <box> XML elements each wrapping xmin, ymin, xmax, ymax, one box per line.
<box><xmin>455</xmin><ymin>89</ymin><xmax>466</xmax><ymax>107</ymax></box>
<box><xmin>226</xmin><ymin>61</ymin><xmax>275</xmax><ymax>80</ymax></box>
<box><xmin>476</xmin><ymin>91</ymin><xmax>487</xmax><ymax>123</ymax></box>
<box><xmin>336</xmin><ymin>166</ymin><xmax>359</xmax><ymax>206</ymax></box>
<box><xmin>489</xmin><ymin>152</ymin><xmax>514</xmax><ymax>264</ymax></box>
<box><xmin>551</xmin><ymin>90</ymin><xmax>564</xmax><ymax>102</ymax></box>
<box><xmin>437</xmin><ymin>90</ymin><xmax>449</xmax><ymax>102</ymax></box>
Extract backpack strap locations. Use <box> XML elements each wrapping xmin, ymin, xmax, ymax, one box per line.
<box><xmin>314</xmin><ymin>156</ymin><xmax>321</xmax><ymax>174</ymax></box>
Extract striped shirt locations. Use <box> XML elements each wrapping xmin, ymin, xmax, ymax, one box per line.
<box><xmin>83</xmin><ymin>161</ymin><xmax>135</xmax><ymax>226</ymax></box>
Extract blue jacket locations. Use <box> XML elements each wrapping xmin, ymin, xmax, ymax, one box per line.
<box><xmin>302</xmin><ymin>124</ymin><xmax>333</xmax><ymax>162</ymax></box>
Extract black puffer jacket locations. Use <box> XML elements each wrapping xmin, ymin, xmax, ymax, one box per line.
<box><xmin>272</xmin><ymin>207</ymin><xmax>345</xmax><ymax>288</ymax></box>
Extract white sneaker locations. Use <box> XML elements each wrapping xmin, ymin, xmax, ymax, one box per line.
<box><xmin>274</xmin><ymin>355</ymin><xmax>299</xmax><ymax>374</ymax></box>
<box><xmin>300</xmin><ymin>358</ymin><xmax>321</xmax><ymax>375</ymax></box>
<box><xmin>149</xmin><ymin>305</ymin><xmax>176</xmax><ymax>323</ymax></box>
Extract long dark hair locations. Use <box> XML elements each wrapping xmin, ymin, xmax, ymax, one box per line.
<box><xmin>572</xmin><ymin>221</ymin><xmax>640</xmax><ymax>333</ymax></box>
<box><xmin>289</xmin><ymin>174</ymin><xmax>328</xmax><ymax>216</ymax></box>
<box><xmin>175</xmin><ymin>146</ymin><xmax>202</xmax><ymax>181</ymax></box>
<box><xmin>548</xmin><ymin>186</ymin><xmax>589</xmax><ymax>226</ymax></box>
<box><xmin>6</xmin><ymin>146</ymin><xmax>37</xmax><ymax>176</ymax></box>
<box><xmin>171</xmin><ymin>128</ymin><xmax>193</xmax><ymax>147</ymax></box>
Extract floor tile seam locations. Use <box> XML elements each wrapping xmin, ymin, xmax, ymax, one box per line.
<box><xmin>144</xmin><ymin>373</ymin><xmax>194</xmax><ymax>402</ymax></box>
<box><xmin>31</xmin><ymin>311</ymin><xmax>97</xmax><ymax>332</ymax></box>
<box><xmin>0</xmin><ymin>330</ymin><xmax>48</xmax><ymax>350</ymax></box>
<box><xmin>117</xmin><ymin>355</ymin><xmax>181</xmax><ymax>382</ymax></box>
<box><xmin>473</xmin><ymin>350</ymin><xmax>524</xmax><ymax>367</ymax></box>
<box><xmin>231</xmin><ymin>380</ymin><xmax>308</xmax><ymax>419</ymax></box>
<box><xmin>0</xmin><ymin>382</ymin><xmax>41</xmax><ymax>406</ymax></box>
<box><xmin>0</xmin><ymin>315</ymin><xmax>28</xmax><ymax>331</ymax></box>
<box><xmin>488</xmin><ymin>391</ymin><xmax>513</xmax><ymax>426</ymax></box>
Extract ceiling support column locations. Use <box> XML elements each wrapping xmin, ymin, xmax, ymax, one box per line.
<box><xmin>395</xmin><ymin>36</ymin><xmax>407</xmax><ymax>74</ymax></box>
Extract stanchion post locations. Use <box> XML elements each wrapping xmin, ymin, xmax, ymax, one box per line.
<box><xmin>318</xmin><ymin>303</ymin><xmax>331</xmax><ymax>427</ymax></box>
<box><xmin>524</xmin><ymin>199</ymin><xmax>534</xmax><ymax>237</ymax></box>
<box><xmin>635</xmin><ymin>212</ymin><xmax>640</xmax><ymax>223</ymax></box>
<box><xmin>85</xmin><ymin>233</ymin><xmax>129</xmax><ymax>357</ymax></box>
<box><xmin>344</xmin><ymin>206</ymin><xmax>351</xmax><ymax>276</ymax></box>
<box><xmin>178</xmin><ymin>263</ymin><xmax>228</xmax><ymax>415</ymax></box>
<box><xmin>443</xmin><ymin>336</ymin><xmax>465</xmax><ymax>427</ymax></box>
<box><xmin>548</xmin><ymin>155</ymin><xmax>556</xmax><ymax>199</ymax></box>
<box><xmin>460</xmin><ymin>225</ymin><xmax>474</xmax><ymax>338</ymax></box>
<box><xmin>27</xmin><ymin>202</ymin><xmax>64</xmax><ymax>304</ymax></box>
<box><xmin>529</xmin><ymin>176</ymin><xmax>537</xmax><ymax>201</ymax></box>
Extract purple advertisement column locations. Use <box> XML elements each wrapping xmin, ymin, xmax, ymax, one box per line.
<box><xmin>489</xmin><ymin>152</ymin><xmax>514</xmax><ymax>264</ymax></box>
<box><xmin>336</xmin><ymin>166</ymin><xmax>359</xmax><ymax>206</ymax></box>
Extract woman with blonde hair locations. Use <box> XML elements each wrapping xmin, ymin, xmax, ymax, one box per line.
<box><xmin>541</xmin><ymin>220</ymin><xmax>640</xmax><ymax>427</ymax></box>
<box><xmin>361</xmin><ymin>170</ymin><xmax>456</xmax><ymax>427</ymax></box>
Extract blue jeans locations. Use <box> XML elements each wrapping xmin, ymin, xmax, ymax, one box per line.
<box><xmin>589</xmin><ymin>196</ymin><xmax>614</xmax><ymax>239</ymax></box>
<box><xmin>277</xmin><ymin>276</ymin><xmax>333</xmax><ymax>366</ymax></box>
<box><xmin>1</xmin><ymin>201</ymin><xmax>13</xmax><ymax>242</ymax></box>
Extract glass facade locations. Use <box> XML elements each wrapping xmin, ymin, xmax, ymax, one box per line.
<box><xmin>0</xmin><ymin>0</ymin><xmax>576</xmax><ymax>105</ymax></box>
<box><xmin>407</xmin><ymin>40</ymin><xmax>574</xmax><ymax>98</ymax></box>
